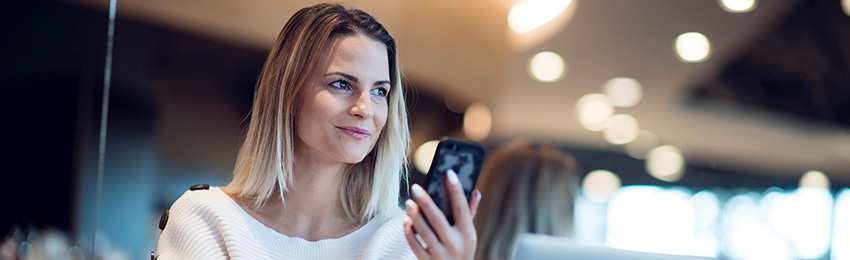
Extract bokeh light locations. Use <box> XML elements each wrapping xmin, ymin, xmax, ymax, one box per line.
<box><xmin>625</xmin><ymin>130</ymin><xmax>658</xmax><ymax>159</ymax></box>
<box><xmin>675</xmin><ymin>32</ymin><xmax>711</xmax><ymax>63</ymax></box>
<box><xmin>844</xmin><ymin>0</ymin><xmax>850</xmax><ymax>17</ymax></box>
<box><xmin>799</xmin><ymin>170</ymin><xmax>830</xmax><ymax>189</ymax></box>
<box><xmin>508</xmin><ymin>0</ymin><xmax>573</xmax><ymax>34</ymax></box>
<box><xmin>768</xmin><ymin>188</ymin><xmax>832</xmax><ymax>259</ymax></box>
<box><xmin>606</xmin><ymin>186</ymin><xmax>696</xmax><ymax>256</ymax></box>
<box><xmin>580</xmin><ymin>170</ymin><xmax>622</xmax><ymax>203</ymax></box>
<box><xmin>645</xmin><ymin>145</ymin><xmax>685</xmax><ymax>182</ymax></box>
<box><xmin>528</xmin><ymin>51</ymin><xmax>566</xmax><ymax>82</ymax></box>
<box><xmin>463</xmin><ymin>103</ymin><xmax>492</xmax><ymax>141</ymax></box>
<box><xmin>413</xmin><ymin>140</ymin><xmax>439</xmax><ymax>174</ymax></box>
<box><xmin>689</xmin><ymin>191</ymin><xmax>720</xmax><ymax>257</ymax></box>
<box><xmin>603</xmin><ymin>114</ymin><xmax>639</xmax><ymax>145</ymax></box>
<box><xmin>721</xmin><ymin>193</ymin><xmax>793</xmax><ymax>259</ymax></box>
<box><xmin>576</xmin><ymin>93</ymin><xmax>614</xmax><ymax>131</ymax></box>
<box><xmin>718</xmin><ymin>0</ymin><xmax>757</xmax><ymax>13</ymax></box>
<box><xmin>602</xmin><ymin>77</ymin><xmax>643</xmax><ymax>107</ymax></box>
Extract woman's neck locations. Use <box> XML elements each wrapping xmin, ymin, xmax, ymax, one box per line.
<box><xmin>232</xmin><ymin>150</ymin><xmax>362</xmax><ymax>241</ymax></box>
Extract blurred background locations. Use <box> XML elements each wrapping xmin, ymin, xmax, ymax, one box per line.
<box><xmin>2</xmin><ymin>0</ymin><xmax>850</xmax><ymax>259</ymax></box>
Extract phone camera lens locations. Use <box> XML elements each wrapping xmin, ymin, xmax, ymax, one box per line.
<box><xmin>450</xmin><ymin>144</ymin><xmax>457</xmax><ymax>150</ymax></box>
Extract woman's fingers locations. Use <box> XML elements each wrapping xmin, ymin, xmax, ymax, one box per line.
<box><xmin>403</xmin><ymin>216</ymin><xmax>429</xmax><ymax>259</ymax></box>
<box><xmin>407</xmin><ymin>171</ymin><xmax>480</xmax><ymax>260</ymax></box>
<box><xmin>469</xmin><ymin>189</ymin><xmax>482</xmax><ymax>220</ymax></box>
<box><xmin>410</xmin><ymin>184</ymin><xmax>454</xmax><ymax>239</ymax></box>
<box><xmin>405</xmin><ymin>200</ymin><xmax>440</xmax><ymax>250</ymax></box>
<box><xmin>445</xmin><ymin>169</ymin><xmax>474</xmax><ymax>233</ymax></box>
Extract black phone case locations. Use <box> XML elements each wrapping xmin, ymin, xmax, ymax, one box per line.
<box><xmin>423</xmin><ymin>138</ymin><xmax>485</xmax><ymax>225</ymax></box>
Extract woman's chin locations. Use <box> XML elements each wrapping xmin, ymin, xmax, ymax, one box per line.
<box><xmin>338</xmin><ymin>152</ymin><xmax>370</xmax><ymax>164</ymax></box>
<box><xmin>341</xmin><ymin>157</ymin><xmax>366</xmax><ymax>164</ymax></box>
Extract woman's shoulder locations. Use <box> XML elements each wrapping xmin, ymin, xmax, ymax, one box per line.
<box><xmin>164</xmin><ymin>185</ymin><xmax>244</xmax><ymax>229</ymax></box>
<box><xmin>169</xmin><ymin>185</ymin><xmax>231</xmax><ymax>211</ymax></box>
<box><xmin>157</xmin><ymin>185</ymin><xmax>241</xmax><ymax>259</ymax></box>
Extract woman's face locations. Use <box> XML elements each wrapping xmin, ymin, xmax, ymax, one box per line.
<box><xmin>294</xmin><ymin>34</ymin><xmax>390</xmax><ymax>165</ymax></box>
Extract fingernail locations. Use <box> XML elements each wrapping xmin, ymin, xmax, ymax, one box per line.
<box><xmin>475</xmin><ymin>190</ymin><xmax>482</xmax><ymax>201</ymax></box>
<box><xmin>405</xmin><ymin>199</ymin><xmax>416</xmax><ymax>209</ymax></box>
<box><xmin>404</xmin><ymin>216</ymin><xmax>412</xmax><ymax>225</ymax></box>
<box><xmin>447</xmin><ymin>169</ymin><xmax>459</xmax><ymax>185</ymax></box>
<box><xmin>411</xmin><ymin>184</ymin><xmax>426</xmax><ymax>198</ymax></box>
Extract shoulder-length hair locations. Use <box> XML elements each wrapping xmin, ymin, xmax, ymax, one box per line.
<box><xmin>473</xmin><ymin>140</ymin><xmax>580</xmax><ymax>260</ymax></box>
<box><xmin>223</xmin><ymin>3</ymin><xmax>410</xmax><ymax>224</ymax></box>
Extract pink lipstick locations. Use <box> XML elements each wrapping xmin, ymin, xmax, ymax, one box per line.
<box><xmin>337</xmin><ymin>126</ymin><xmax>370</xmax><ymax>140</ymax></box>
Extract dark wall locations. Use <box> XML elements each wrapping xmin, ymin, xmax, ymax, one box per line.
<box><xmin>1</xmin><ymin>0</ymin><xmax>106</xmax><ymax>234</ymax></box>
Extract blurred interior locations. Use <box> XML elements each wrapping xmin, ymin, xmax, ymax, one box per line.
<box><xmin>3</xmin><ymin>0</ymin><xmax>850</xmax><ymax>259</ymax></box>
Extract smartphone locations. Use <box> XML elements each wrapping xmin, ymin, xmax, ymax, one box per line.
<box><xmin>423</xmin><ymin>138</ymin><xmax>485</xmax><ymax>225</ymax></box>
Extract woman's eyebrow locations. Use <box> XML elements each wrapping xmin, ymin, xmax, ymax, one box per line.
<box><xmin>375</xmin><ymin>80</ymin><xmax>391</xmax><ymax>87</ymax></box>
<box><xmin>324</xmin><ymin>72</ymin><xmax>359</xmax><ymax>83</ymax></box>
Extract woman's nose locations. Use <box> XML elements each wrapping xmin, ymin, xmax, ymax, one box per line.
<box><xmin>349</xmin><ymin>91</ymin><xmax>374</xmax><ymax>119</ymax></box>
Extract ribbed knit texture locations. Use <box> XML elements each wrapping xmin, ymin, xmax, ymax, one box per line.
<box><xmin>156</xmin><ymin>187</ymin><xmax>416</xmax><ymax>260</ymax></box>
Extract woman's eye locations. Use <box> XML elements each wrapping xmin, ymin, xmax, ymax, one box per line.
<box><xmin>371</xmin><ymin>87</ymin><xmax>388</xmax><ymax>97</ymax></box>
<box><xmin>329</xmin><ymin>80</ymin><xmax>351</xmax><ymax>90</ymax></box>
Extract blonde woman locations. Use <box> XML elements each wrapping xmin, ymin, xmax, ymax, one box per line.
<box><xmin>473</xmin><ymin>140</ymin><xmax>580</xmax><ymax>260</ymax></box>
<box><xmin>156</xmin><ymin>3</ymin><xmax>480</xmax><ymax>259</ymax></box>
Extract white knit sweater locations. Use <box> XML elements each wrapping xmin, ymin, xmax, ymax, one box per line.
<box><xmin>156</xmin><ymin>187</ymin><xmax>416</xmax><ymax>260</ymax></box>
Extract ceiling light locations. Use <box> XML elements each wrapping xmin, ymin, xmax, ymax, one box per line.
<box><xmin>414</xmin><ymin>140</ymin><xmax>440</xmax><ymax>174</ymax></box>
<box><xmin>576</xmin><ymin>93</ymin><xmax>614</xmax><ymax>132</ymax></box>
<box><xmin>604</xmin><ymin>114</ymin><xmax>640</xmax><ymax>145</ymax></box>
<box><xmin>528</xmin><ymin>51</ymin><xmax>566</xmax><ymax>82</ymax></box>
<box><xmin>843</xmin><ymin>0</ymin><xmax>850</xmax><ymax>17</ymax></box>
<box><xmin>646</xmin><ymin>145</ymin><xmax>686</xmax><ymax>182</ymax></box>
<box><xmin>602</xmin><ymin>77</ymin><xmax>643</xmax><ymax>107</ymax></box>
<box><xmin>719</xmin><ymin>0</ymin><xmax>757</xmax><ymax>13</ymax></box>
<box><xmin>464</xmin><ymin>103</ymin><xmax>492</xmax><ymax>141</ymax></box>
<box><xmin>799</xmin><ymin>170</ymin><xmax>830</xmax><ymax>189</ymax></box>
<box><xmin>675</xmin><ymin>32</ymin><xmax>711</xmax><ymax>63</ymax></box>
<box><xmin>508</xmin><ymin>0</ymin><xmax>572</xmax><ymax>34</ymax></box>
<box><xmin>581</xmin><ymin>169</ymin><xmax>622</xmax><ymax>203</ymax></box>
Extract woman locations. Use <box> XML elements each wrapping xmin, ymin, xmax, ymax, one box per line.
<box><xmin>156</xmin><ymin>3</ymin><xmax>479</xmax><ymax>259</ymax></box>
<box><xmin>473</xmin><ymin>140</ymin><xmax>580</xmax><ymax>260</ymax></box>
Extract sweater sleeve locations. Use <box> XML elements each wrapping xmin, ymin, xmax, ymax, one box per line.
<box><xmin>156</xmin><ymin>191</ymin><xmax>229</xmax><ymax>260</ymax></box>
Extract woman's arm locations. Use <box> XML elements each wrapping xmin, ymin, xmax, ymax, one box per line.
<box><xmin>403</xmin><ymin>169</ymin><xmax>482</xmax><ymax>260</ymax></box>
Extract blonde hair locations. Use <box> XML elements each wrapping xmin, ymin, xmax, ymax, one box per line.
<box><xmin>473</xmin><ymin>140</ymin><xmax>579</xmax><ymax>260</ymax></box>
<box><xmin>223</xmin><ymin>3</ymin><xmax>410</xmax><ymax>224</ymax></box>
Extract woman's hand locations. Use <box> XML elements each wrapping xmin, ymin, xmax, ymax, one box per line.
<box><xmin>404</xmin><ymin>169</ymin><xmax>482</xmax><ymax>260</ymax></box>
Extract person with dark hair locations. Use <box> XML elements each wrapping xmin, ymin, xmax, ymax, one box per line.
<box><xmin>155</xmin><ymin>3</ymin><xmax>480</xmax><ymax>259</ymax></box>
<box><xmin>473</xmin><ymin>140</ymin><xmax>580</xmax><ymax>260</ymax></box>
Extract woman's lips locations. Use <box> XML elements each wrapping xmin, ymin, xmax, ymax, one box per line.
<box><xmin>337</xmin><ymin>126</ymin><xmax>370</xmax><ymax>140</ymax></box>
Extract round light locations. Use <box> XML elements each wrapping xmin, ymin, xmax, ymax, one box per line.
<box><xmin>800</xmin><ymin>170</ymin><xmax>830</xmax><ymax>189</ymax></box>
<box><xmin>413</xmin><ymin>140</ymin><xmax>440</xmax><ymax>174</ymax></box>
<box><xmin>576</xmin><ymin>93</ymin><xmax>614</xmax><ymax>132</ymax></box>
<box><xmin>508</xmin><ymin>0</ymin><xmax>573</xmax><ymax>34</ymax></box>
<box><xmin>626</xmin><ymin>130</ymin><xmax>658</xmax><ymax>159</ymax></box>
<box><xmin>646</xmin><ymin>145</ymin><xmax>686</xmax><ymax>182</ymax></box>
<box><xmin>718</xmin><ymin>0</ymin><xmax>757</xmax><ymax>13</ymax></box>
<box><xmin>675</xmin><ymin>32</ymin><xmax>711</xmax><ymax>63</ymax></box>
<box><xmin>602</xmin><ymin>77</ymin><xmax>643</xmax><ymax>107</ymax></box>
<box><xmin>603</xmin><ymin>114</ymin><xmax>640</xmax><ymax>145</ymax></box>
<box><xmin>463</xmin><ymin>103</ymin><xmax>492</xmax><ymax>141</ymax></box>
<box><xmin>581</xmin><ymin>169</ymin><xmax>622</xmax><ymax>203</ymax></box>
<box><xmin>528</xmin><ymin>51</ymin><xmax>566</xmax><ymax>82</ymax></box>
<box><xmin>843</xmin><ymin>0</ymin><xmax>850</xmax><ymax>17</ymax></box>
